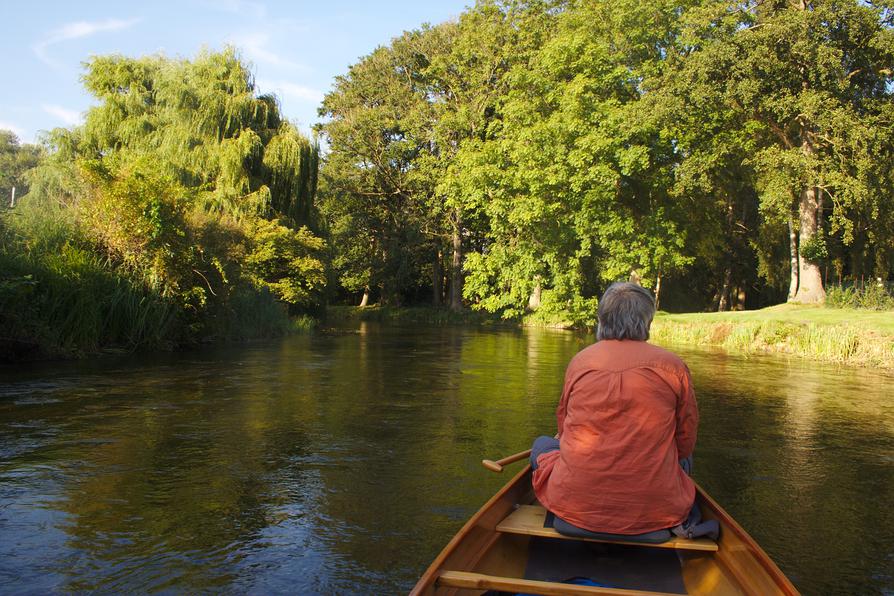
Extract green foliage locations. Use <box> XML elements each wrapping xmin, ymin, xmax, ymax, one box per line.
<box><xmin>0</xmin><ymin>130</ymin><xmax>42</xmax><ymax>205</ymax></box>
<box><xmin>826</xmin><ymin>283</ymin><xmax>894</xmax><ymax>310</ymax></box>
<box><xmin>79</xmin><ymin>155</ymin><xmax>193</xmax><ymax>295</ymax></box>
<box><xmin>317</xmin><ymin>0</ymin><xmax>893</xmax><ymax>318</ymax></box>
<box><xmin>666</xmin><ymin>0</ymin><xmax>894</xmax><ymax>301</ymax></box>
<box><xmin>0</xmin><ymin>230</ymin><xmax>177</xmax><ymax>356</ymax></box>
<box><xmin>459</xmin><ymin>0</ymin><xmax>694</xmax><ymax>321</ymax></box>
<box><xmin>6</xmin><ymin>2</ymin><xmax>894</xmax><ymax>353</ymax></box>
<box><xmin>1</xmin><ymin>49</ymin><xmax>325</xmax><ymax>358</ymax></box>
<box><xmin>799</xmin><ymin>232</ymin><xmax>829</xmax><ymax>263</ymax></box>
<box><xmin>243</xmin><ymin>218</ymin><xmax>326</xmax><ymax>309</ymax></box>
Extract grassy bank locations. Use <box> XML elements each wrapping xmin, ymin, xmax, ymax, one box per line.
<box><xmin>328</xmin><ymin>303</ymin><xmax>894</xmax><ymax>369</ymax></box>
<box><xmin>651</xmin><ymin>304</ymin><xmax>894</xmax><ymax>368</ymax></box>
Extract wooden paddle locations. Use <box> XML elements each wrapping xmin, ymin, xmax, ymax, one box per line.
<box><xmin>482</xmin><ymin>449</ymin><xmax>532</xmax><ymax>472</ymax></box>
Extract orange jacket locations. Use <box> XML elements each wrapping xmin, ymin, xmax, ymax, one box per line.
<box><xmin>532</xmin><ymin>339</ymin><xmax>698</xmax><ymax>535</ymax></box>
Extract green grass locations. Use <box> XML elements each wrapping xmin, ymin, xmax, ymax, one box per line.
<box><xmin>652</xmin><ymin>304</ymin><xmax>894</xmax><ymax>368</ymax></box>
<box><xmin>657</xmin><ymin>303</ymin><xmax>894</xmax><ymax>333</ymax></box>
<box><xmin>290</xmin><ymin>314</ymin><xmax>318</xmax><ymax>331</ymax></box>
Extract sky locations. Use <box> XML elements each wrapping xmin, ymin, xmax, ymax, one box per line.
<box><xmin>0</xmin><ymin>0</ymin><xmax>471</xmax><ymax>144</ymax></box>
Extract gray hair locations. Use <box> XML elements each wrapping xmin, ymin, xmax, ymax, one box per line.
<box><xmin>596</xmin><ymin>282</ymin><xmax>655</xmax><ymax>341</ymax></box>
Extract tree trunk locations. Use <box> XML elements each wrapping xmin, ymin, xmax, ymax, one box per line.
<box><xmin>432</xmin><ymin>250</ymin><xmax>442</xmax><ymax>306</ymax></box>
<box><xmin>450</xmin><ymin>210</ymin><xmax>463</xmax><ymax>311</ymax></box>
<box><xmin>718</xmin><ymin>266</ymin><xmax>732</xmax><ymax>311</ymax></box>
<box><xmin>793</xmin><ymin>184</ymin><xmax>826</xmax><ymax>303</ymax></box>
<box><xmin>654</xmin><ymin>274</ymin><xmax>662</xmax><ymax>311</ymax></box>
<box><xmin>527</xmin><ymin>279</ymin><xmax>542</xmax><ymax>311</ymax></box>
<box><xmin>787</xmin><ymin>216</ymin><xmax>799</xmax><ymax>301</ymax></box>
<box><xmin>359</xmin><ymin>286</ymin><xmax>369</xmax><ymax>307</ymax></box>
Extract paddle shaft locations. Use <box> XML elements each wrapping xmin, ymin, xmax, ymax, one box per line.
<box><xmin>482</xmin><ymin>448</ymin><xmax>532</xmax><ymax>472</ymax></box>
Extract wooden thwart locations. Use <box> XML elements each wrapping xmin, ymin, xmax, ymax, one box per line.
<box><xmin>496</xmin><ymin>505</ymin><xmax>718</xmax><ymax>552</ymax></box>
<box><xmin>437</xmin><ymin>571</ymin><xmax>686</xmax><ymax>596</ymax></box>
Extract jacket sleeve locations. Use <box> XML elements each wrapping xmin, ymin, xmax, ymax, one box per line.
<box><xmin>674</xmin><ymin>365</ymin><xmax>699</xmax><ymax>459</ymax></box>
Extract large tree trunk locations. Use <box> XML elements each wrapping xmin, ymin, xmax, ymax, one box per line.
<box><xmin>787</xmin><ymin>216</ymin><xmax>799</xmax><ymax>300</ymax></box>
<box><xmin>793</xmin><ymin>183</ymin><xmax>826</xmax><ymax>303</ymax></box>
<box><xmin>450</xmin><ymin>210</ymin><xmax>463</xmax><ymax>311</ymax></box>
<box><xmin>359</xmin><ymin>286</ymin><xmax>370</xmax><ymax>307</ymax></box>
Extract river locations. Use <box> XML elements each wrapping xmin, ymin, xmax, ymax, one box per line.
<box><xmin>1</xmin><ymin>323</ymin><xmax>892</xmax><ymax>594</ymax></box>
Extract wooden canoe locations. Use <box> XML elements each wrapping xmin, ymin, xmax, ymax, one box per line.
<box><xmin>411</xmin><ymin>465</ymin><xmax>799</xmax><ymax>596</ymax></box>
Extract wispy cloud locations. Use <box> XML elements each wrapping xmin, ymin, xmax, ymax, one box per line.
<box><xmin>209</xmin><ymin>0</ymin><xmax>268</xmax><ymax>19</ymax></box>
<box><xmin>42</xmin><ymin>104</ymin><xmax>82</xmax><ymax>126</ymax></box>
<box><xmin>229</xmin><ymin>32</ymin><xmax>307</xmax><ymax>70</ymax></box>
<box><xmin>257</xmin><ymin>79</ymin><xmax>324</xmax><ymax>104</ymax></box>
<box><xmin>33</xmin><ymin>17</ymin><xmax>142</xmax><ymax>67</ymax></box>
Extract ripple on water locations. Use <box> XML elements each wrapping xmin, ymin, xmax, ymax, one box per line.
<box><xmin>0</xmin><ymin>328</ymin><xmax>892</xmax><ymax>594</ymax></box>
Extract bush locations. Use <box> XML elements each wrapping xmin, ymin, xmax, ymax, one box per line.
<box><xmin>826</xmin><ymin>282</ymin><xmax>894</xmax><ymax>311</ymax></box>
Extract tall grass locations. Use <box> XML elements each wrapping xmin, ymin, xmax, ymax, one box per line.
<box><xmin>826</xmin><ymin>282</ymin><xmax>894</xmax><ymax>310</ymax></box>
<box><xmin>0</xmin><ymin>241</ymin><xmax>179</xmax><ymax>356</ymax></box>
<box><xmin>1</xmin><ymin>197</ymin><xmax>304</xmax><ymax>360</ymax></box>
<box><xmin>651</xmin><ymin>318</ymin><xmax>894</xmax><ymax>368</ymax></box>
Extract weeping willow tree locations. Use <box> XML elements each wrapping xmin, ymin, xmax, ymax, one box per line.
<box><xmin>78</xmin><ymin>49</ymin><xmax>319</xmax><ymax>227</ymax></box>
<box><xmin>15</xmin><ymin>49</ymin><xmax>325</xmax><ymax>352</ymax></box>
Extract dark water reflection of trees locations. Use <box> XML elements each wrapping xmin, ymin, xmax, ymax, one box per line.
<box><xmin>0</xmin><ymin>326</ymin><xmax>891</xmax><ymax>594</ymax></box>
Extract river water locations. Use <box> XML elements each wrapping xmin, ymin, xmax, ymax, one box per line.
<box><xmin>0</xmin><ymin>323</ymin><xmax>892</xmax><ymax>594</ymax></box>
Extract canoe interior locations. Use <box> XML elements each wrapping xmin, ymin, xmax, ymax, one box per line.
<box><xmin>412</xmin><ymin>466</ymin><xmax>798</xmax><ymax>596</ymax></box>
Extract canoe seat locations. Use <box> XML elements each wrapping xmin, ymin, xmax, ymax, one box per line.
<box><xmin>496</xmin><ymin>505</ymin><xmax>718</xmax><ymax>552</ymax></box>
<box><xmin>437</xmin><ymin>570</ymin><xmax>688</xmax><ymax>595</ymax></box>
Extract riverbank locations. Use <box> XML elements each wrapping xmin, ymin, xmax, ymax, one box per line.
<box><xmin>651</xmin><ymin>304</ymin><xmax>894</xmax><ymax>369</ymax></box>
<box><xmin>327</xmin><ymin>303</ymin><xmax>894</xmax><ymax>369</ymax></box>
<box><xmin>323</xmin><ymin>305</ymin><xmax>510</xmax><ymax>326</ymax></box>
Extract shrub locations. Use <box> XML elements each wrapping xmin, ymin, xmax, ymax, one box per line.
<box><xmin>826</xmin><ymin>282</ymin><xmax>894</xmax><ymax>311</ymax></box>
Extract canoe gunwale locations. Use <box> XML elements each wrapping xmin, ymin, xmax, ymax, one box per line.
<box><xmin>410</xmin><ymin>466</ymin><xmax>799</xmax><ymax>596</ymax></box>
<box><xmin>693</xmin><ymin>481</ymin><xmax>799</xmax><ymax>596</ymax></box>
<box><xmin>410</xmin><ymin>465</ymin><xmax>531</xmax><ymax>595</ymax></box>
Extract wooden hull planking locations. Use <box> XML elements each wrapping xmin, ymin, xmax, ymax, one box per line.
<box><xmin>411</xmin><ymin>466</ymin><xmax>799</xmax><ymax>596</ymax></box>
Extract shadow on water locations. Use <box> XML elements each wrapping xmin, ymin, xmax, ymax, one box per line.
<box><xmin>0</xmin><ymin>326</ymin><xmax>891</xmax><ymax>594</ymax></box>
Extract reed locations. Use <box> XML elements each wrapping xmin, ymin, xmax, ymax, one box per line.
<box><xmin>0</xmin><ymin>245</ymin><xmax>178</xmax><ymax>357</ymax></box>
<box><xmin>651</xmin><ymin>316</ymin><xmax>894</xmax><ymax>368</ymax></box>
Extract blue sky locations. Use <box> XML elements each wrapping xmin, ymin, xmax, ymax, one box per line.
<box><xmin>0</xmin><ymin>0</ymin><xmax>471</xmax><ymax>144</ymax></box>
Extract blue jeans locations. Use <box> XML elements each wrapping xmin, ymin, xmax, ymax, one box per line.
<box><xmin>528</xmin><ymin>435</ymin><xmax>715</xmax><ymax>540</ymax></box>
<box><xmin>530</xmin><ymin>435</ymin><xmax>560</xmax><ymax>470</ymax></box>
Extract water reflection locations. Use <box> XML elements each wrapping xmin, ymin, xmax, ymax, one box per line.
<box><xmin>0</xmin><ymin>328</ymin><xmax>891</xmax><ymax>594</ymax></box>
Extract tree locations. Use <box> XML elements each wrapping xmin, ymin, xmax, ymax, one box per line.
<box><xmin>669</xmin><ymin>0</ymin><xmax>894</xmax><ymax>303</ymax></box>
<box><xmin>462</xmin><ymin>0</ymin><xmax>695</xmax><ymax>322</ymax></box>
<box><xmin>421</xmin><ymin>1</ymin><xmax>554</xmax><ymax>310</ymax></box>
<box><xmin>318</xmin><ymin>36</ymin><xmax>435</xmax><ymax>306</ymax></box>
<box><xmin>0</xmin><ymin>131</ymin><xmax>42</xmax><ymax>209</ymax></box>
<box><xmin>21</xmin><ymin>49</ymin><xmax>325</xmax><ymax>333</ymax></box>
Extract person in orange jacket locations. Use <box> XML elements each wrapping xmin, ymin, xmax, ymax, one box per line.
<box><xmin>530</xmin><ymin>282</ymin><xmax>702</xmax><ymax>541</ymax></box>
